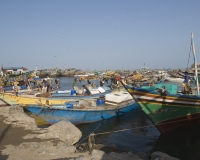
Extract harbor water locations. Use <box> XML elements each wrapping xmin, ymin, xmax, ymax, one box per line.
<box><xmin>51</xmin><ymin>77</ymin><xmax>200</xmax><ymax>160</ymax></box>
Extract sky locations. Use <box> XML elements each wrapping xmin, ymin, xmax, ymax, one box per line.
<box><xmin>1</xmin><ymin>0</ymin><xmax>200</xmax><ymax>71</ymax></box>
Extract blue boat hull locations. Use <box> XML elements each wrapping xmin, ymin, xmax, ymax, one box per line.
<box><xmin>3</xmin><ymin>85</ymin><xmax>27</xmax><ymax>91</ymax></box>
<box><xmin>26</xmin><ymin>102</ymin><xmax>139</xmax><ymax>124</ymax></box>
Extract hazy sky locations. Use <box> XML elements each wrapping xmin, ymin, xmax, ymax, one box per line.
<box><xmin>1</xmin><ymin>0</ymin><xmax>200</xmax><ymax>71</ymax></box>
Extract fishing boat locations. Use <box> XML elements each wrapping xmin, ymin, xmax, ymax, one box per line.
<box><xmin>121</xmin><ymin>33</ymin><xmax>200</xmax><ymax>134</ymax></box>
<box><xmin>0</xmin><ymin>85</ymin><xmax>125</xmax><ymax>106</ymax></box>
<box><xmin>24</xmin><ymin>91</ymin><xmax>138</xmax><ymax>124</ymax></box>
<box><xmin>164</xmin><ymin>71</ymin><xmax>194</xmax><ymax>83</ymax></box>
<box><xmin>164</xmin><ymin>76</ymin><xmax>184</xmax><ymax>83</ymax></box>
<box><xmin>0</xmin><ymin>92</ymin><xmax>75</xmax><ymax>106</ymax></box>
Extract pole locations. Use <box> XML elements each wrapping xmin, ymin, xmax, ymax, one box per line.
<box><xmin>191</xmin><ymin>32</ymin><xmax>199</xmax><ymax>95</ymax></box>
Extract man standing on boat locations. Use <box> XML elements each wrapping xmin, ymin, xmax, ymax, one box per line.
<box><xmin>72</xmin><ymin>78</ymin><xmax>80</xmax><ymax>93</ymax></box>
<box><xmin>182</xmin><ymin>71</ymin><xmax>190</xmax><ymax>94</ymax></box>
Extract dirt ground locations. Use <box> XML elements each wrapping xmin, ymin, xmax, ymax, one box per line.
<box><xmin>0</xmin><ymin>112</ymin><xmax>119</xmax><ymax>160</ymax></box>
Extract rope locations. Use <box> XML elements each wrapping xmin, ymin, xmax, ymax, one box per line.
<box><xmin>92</xmin><ymin>115</ymin><xmax>200</xmax><ymax>136</ymax></box>
<box><xmin>74</xmin><ymin>118</ymin><xmax>107</xmax><ymax>147</ymax></box>
<box><xmin>93</xmin><ymin>124</ymin><xmax>155</xmax><ymax>136</ymax></box>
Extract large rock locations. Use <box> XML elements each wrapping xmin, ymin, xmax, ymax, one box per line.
<box><xmin>108</xmin><ymin>152</ymin><xmax>142</xmax><ymax>160</ymax></box>
<box><xmin>136</xmin><ymin>152</ymin><xmax>149</xmax><ymax>160</ymax></box>
<box><xmin>37</xmin><ymin>121</ymin><xmax>82</xmax><ymax>145</ymax></box>
<box><xmin>90</xmin><ymin>149</ymin><xmax>110</xmax><ymax>160</ymax></box>
<box><xmin>90</xmin><ymin>150</ymin><xmax>143</xmax><ymax>160</ymax></box>
<box><xmin>151</xmin><ymin>151</ymin><xmax>180</xmax><ymax>160</ymax></box>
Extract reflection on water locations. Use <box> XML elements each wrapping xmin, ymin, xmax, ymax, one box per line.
<box><xmin>153</xmin><ymin>123</ymin><xmax>200</xmax><ymax>160</ymax></box>
<box><xmin>45</xmin><ymin>77</ymin><xmax>200</xmax><ymax>159</ymax></box>
<box><xmin>77</xmin><ymin>106</ymin><xmax>160</xmax><ymax>154</ymax></box>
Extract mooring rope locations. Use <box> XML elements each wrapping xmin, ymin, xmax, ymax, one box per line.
<box><xmin>92</xmin><ymin>115</ymin><xmax>200</xmax><ymax>137</ymax></box>
<box><xmin>74</xmin><ymin>118</ymin><xmax>107</xmax><ymax>147</ymax></box>
<box><xmin>93</xmin><ymin>124</ymin><xmax>155</xmax><ymax>136</ymax></box>
<box><xmin>75</xmin><ymin>109</ymin><xmax>200</xmax><ymax>148</ymax></box>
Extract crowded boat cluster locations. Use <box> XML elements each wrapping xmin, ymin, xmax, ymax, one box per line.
<box><xmin>0</xmin><ymin>65</ymin><xmax>197</xmax><ymax>126</ymax></box>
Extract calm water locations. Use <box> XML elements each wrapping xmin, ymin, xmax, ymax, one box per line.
<box><xmin>56</xmin><ymin>77</ymin><xmax>200</xmax><ymax>160</ymax></box>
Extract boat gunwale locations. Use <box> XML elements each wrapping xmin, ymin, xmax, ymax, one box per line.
<box><xmin>26</xmin><ymin>99</ymin><xmax>135</xmax><ymax>111</ymax></box>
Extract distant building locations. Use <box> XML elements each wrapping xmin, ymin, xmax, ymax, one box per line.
<box><xmin>1</xmin><ymin>66</ymin><xmax>27</xmax><ymax>76</ymax></box>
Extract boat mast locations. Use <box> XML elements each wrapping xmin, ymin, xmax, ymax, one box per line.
<box><xmin>191</xmin><ymin>32</ymin><xmax>199</xmax><ymax>95</ymax></box>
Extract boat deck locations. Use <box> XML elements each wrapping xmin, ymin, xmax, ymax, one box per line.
<box><xmin>27</xmin><ymin>99</ymin><xmax>135</xmax><ymax>111</ymax></box>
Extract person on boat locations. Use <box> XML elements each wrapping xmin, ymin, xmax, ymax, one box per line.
<box><xmin>55</xmin><ymin>79</ymin><xmax>60</xmax><ymax>89</ymax></box>
<box><xmin>12</xmin><ymin>82</ymin><xmax>19</xmax><ymax>96</ymax></box>
<box><xmin>99</xmin><ymin>79</ymin><xmax>104</xmax><ymax>87</ymax></box>
<box><xmin>111</xmin><ymin>77</ymin><xmax>118</xmax><ymax>89</ymax></box>
<box><xmin>3</xmin><ymin>78</ymin><xmax>8</xmax><ymax>86</ymax></box>
<box><xmin>136</xmin><ymin>83</ymin><xmax>141</xmax><ymax>88</ymax></box>
<box><xmin>183</xmin><ymin>71</ymin><xmax>189</xmax><ymax>83</ymax></box>
<box><xmin>87</xmin><ymin>81</ymin><xmax>93</xmax><ymax>90</ymax></box>
<box><xmin>41</xmin><ymin>79</ymin><xmax>49</xmax><ymax>93</ymax></box>
<box><xmin>45</xmin><ymin>79</ymin><xmax>51</xmax><ymax>92</ymax></box>
<box><xmin>149</xmin><ymin>78</ymin><xmax>155</xmax><ymax>86</ymax></box>
<box><xmin>23</xmin><ymin>76</ymin><xmax>28</xmax><ymax>85</ymax></box>
<box><xmin>156</xmin><ymin>86</ymin><xmax>168</xmax><ymax>95</ymax></box>
<box><xmin>104</xmin><ymin>78</ymin><xmax>108</xmax><ymax>84</ymax></box>
<box><xmin>177</xmin><ymin>70</ymin><xmax>191</xmax><ymax>94</ymax></box>
<box><xmin>35</xmin><ymin>80</ymin><xmax>42</xmax><ymax>91</ymax></box>
<box><xmin>72</xmin><ymin>78</ymin><xmax>80</xmax><ymax>93</ymax></box>
<box><xmin>0</xmin><ymin>86</ymin><xmax>4</xmax><ymax>93</ymax></box>
<box><xmin>182</xmin><ymin>71</ymin><xmax>191</xmax><ymax>94</ymax></box>
<box><xmin>82</xmin><ymin>85</ymin><xmax>91</xmax><ymax>95</ymax></box>
<box><xmin>161</xmin><ymin>86</ymin><xmax>168</xmax><ymax>95</ymax></box>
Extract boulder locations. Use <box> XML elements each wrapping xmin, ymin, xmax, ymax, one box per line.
<box><xmin>90</xmin><ymin>149</ymin><xmax>110</xmax><ymax>160</ymax></box>
<box><xmin>75</xmin><ymin>155</ymin><xmax>91</xmax><ymax>160</ymax></box>
<box><xmin>151</xmin><ymin>151</ymin><xmax>180</xmax><ymax>160</ymax></box>
<box><xmin>37</xmin><ymin>121</ymin><xmax>82</xmax><ymax>145</ymax></box>
<box><xmin>136</xmin><ymin>152</ymin><xmax>149</xmax><ymax>160</ymax></box>
<box><xmin>108</xmin><ymin>152</ymin><xmax>142</xmax><ymax>160</ymax></box>
<box><xmin>90</xmin><ymin>149</ymin><xmax>143</xmax><ymax>160</ymax></box>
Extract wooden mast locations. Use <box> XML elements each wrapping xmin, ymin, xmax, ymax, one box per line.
<box><xmin>191</xmin><ymin>32</ymin><xmax>199</xmax><ymax>95</ymax></box>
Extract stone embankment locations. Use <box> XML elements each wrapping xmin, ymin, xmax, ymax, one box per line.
<box><xmin>0</xmin><ymin>103</ymin><xmax>180</xmax><ymax>160</ymax></box>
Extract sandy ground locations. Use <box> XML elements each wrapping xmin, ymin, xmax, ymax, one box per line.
<box><xmin>0</xmin><ymin>107</ymin><xmax>119</xmax><ymax>160</ymax></box>
<box><xmin>0</xmin><ymin>115</ymin><xmax>42</xmax><ymax>159</ymax></box>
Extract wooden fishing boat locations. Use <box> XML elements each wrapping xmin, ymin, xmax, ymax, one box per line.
<box><xmin>164</xmin><ymin>76</ymin><xmax>184</xmax><ymax>83</ymax></box>
<box><xmin>0</xmin><ymin>92</ymin><xmax>75</xmax><ymax>106</ymax></box>
<box><xmin>24</xmin><ymin>92</ymin><xmax>138</xmax><ymax>124</ymax></box>
<box><xmin>121</xmin><ymin>33</ymin><xmax>200</xmax><ymax>134</ymax></box>
<box><xmin>0</xmin><ymin>86</ymin><xmax>125</xmax><ymax>105</ymax></box>
<box><xmin>122</xmin><ymin>83</ymin><xmax>200</xmax><ymax>133</ymax></box>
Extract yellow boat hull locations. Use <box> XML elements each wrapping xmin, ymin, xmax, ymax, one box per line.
<box><xmin>0</xmin><ymin>86</ymin><xmax>126</xmax><ymax>106</ymax></box>
<box><xmin>0</xmin><ymin>93</ymin><xmax>75</xmax><ymax>106</ymax></box>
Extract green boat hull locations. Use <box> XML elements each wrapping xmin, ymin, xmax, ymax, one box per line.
<box><xmin>126</xmin><ymin>84</ymin><xmax>200</xmax><ymax>133</ymax></box>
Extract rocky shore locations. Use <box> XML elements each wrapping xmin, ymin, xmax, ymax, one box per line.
<box><xmin>0</xmin><ymin>104</ymin><xmax>180</xmax><ymax>160</ymax></box>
